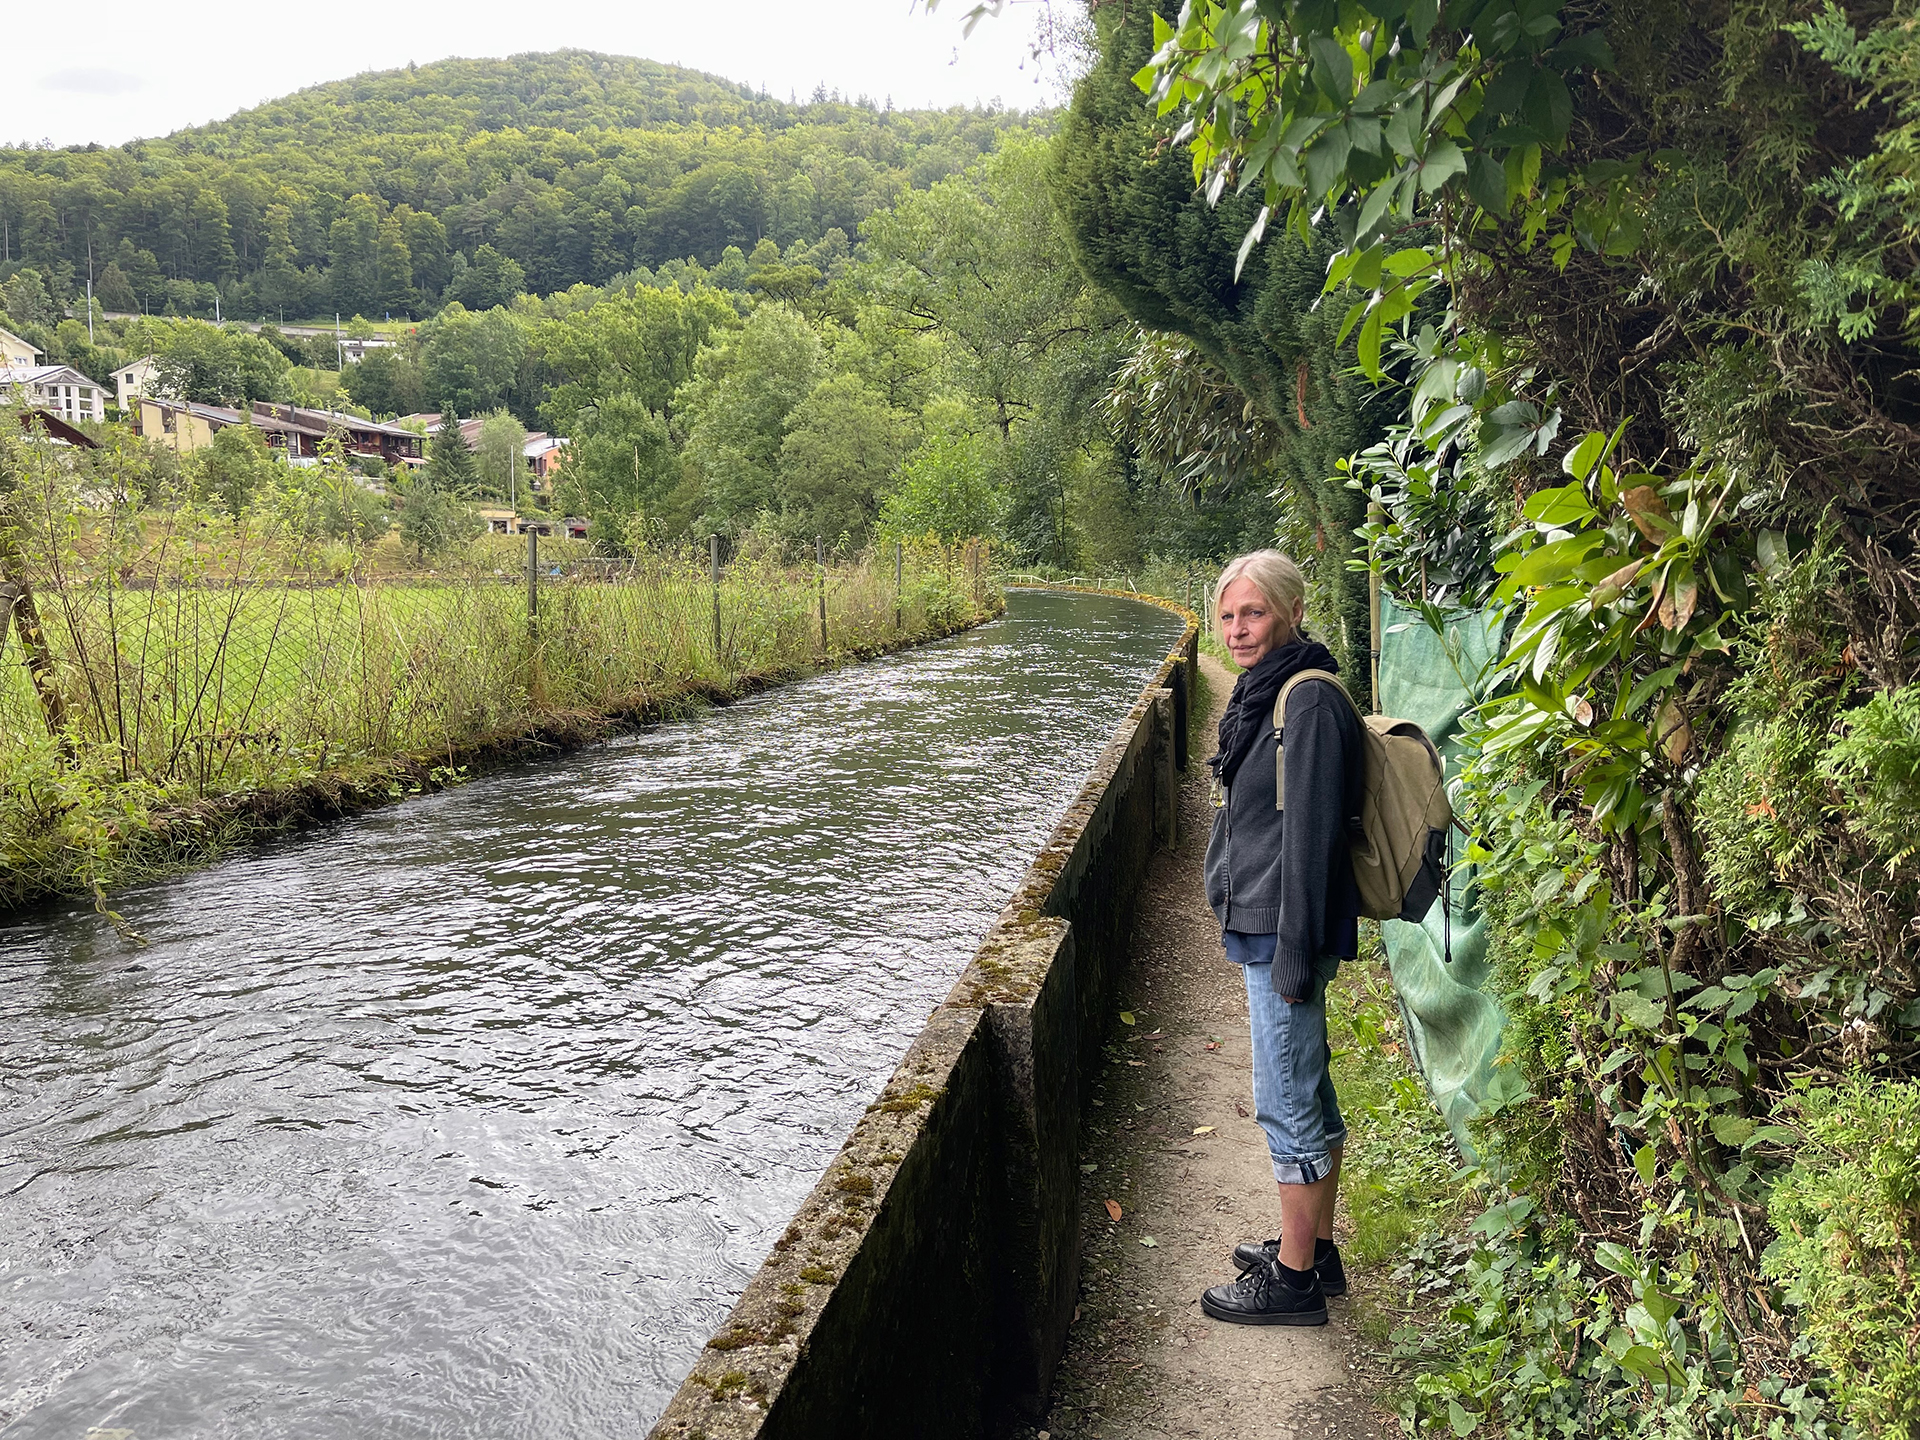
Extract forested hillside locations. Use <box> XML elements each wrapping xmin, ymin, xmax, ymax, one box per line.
<box><xmin>0</xmin><ymin>51</ymin><xmax>1025</xmax><ymax>320</ymax></box>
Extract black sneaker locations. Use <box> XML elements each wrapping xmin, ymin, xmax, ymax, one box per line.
<box><xmin>1200</xmin><ymin>1259</ymin><xmax>1327</xmax><ymax>1326</ymax></box>
<box><xmin>1231</xmin><ymin>1237</ymin><xmax>1348</xmax><ymax>1297</ymax></box>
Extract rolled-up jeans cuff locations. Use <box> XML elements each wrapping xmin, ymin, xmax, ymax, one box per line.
<box><xmin>1271</xmin><ymin>1150</ymin><xmax>1333</xmax><ymax>1186</ymax></box>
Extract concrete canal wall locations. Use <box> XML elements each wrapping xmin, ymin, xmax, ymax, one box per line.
<box><xmin>649</xmin><ymin>595</ymin><xmax>1201</xmax><ymax>1440</ymax></box>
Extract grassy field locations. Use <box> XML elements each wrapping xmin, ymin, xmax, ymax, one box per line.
<box><xmin>2</xmin><ymin>519</ymin><xmax>992</xmax><ymax>909</ymax></box>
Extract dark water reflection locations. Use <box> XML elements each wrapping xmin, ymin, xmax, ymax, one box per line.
<box><xmin>0</xmin><ymin>590</ymin><xmax>1185</xmax><ymax>1440</ymax></box>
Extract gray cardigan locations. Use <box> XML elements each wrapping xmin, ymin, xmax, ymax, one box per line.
<box><xmin>1204</xmin><ymin>677</ymin><xmax>1363</xmax><ymax>1000</ymax></box>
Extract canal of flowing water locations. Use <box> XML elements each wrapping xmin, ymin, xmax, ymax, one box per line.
<box><xmin>0</xmin><ymin>589</ymin><xmax>1187</xmax><ymax>1440</ymax></box>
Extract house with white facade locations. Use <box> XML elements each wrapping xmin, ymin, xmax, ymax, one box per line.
<box><xmin>337</xmin><ymin>336</ymin><xmax>396</xmax><ymax>364</ymax></box>
<box><xmin>0</xmin><ymin>364</ymin><xmax>109</xmax><ymax>425</ymax></box>
<box><xmin>111</xmin><ymin>356</ymin><xmax>159</xmax><ymax>409</ymax></box>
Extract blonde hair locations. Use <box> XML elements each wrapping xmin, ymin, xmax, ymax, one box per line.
<box><xmin>1211</xmin><ymin>549</ymin><xmax>1306</xmax><ymax>645</ymax></box>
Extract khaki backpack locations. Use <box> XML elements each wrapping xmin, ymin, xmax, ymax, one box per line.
<box><xmin>1272</xmin><ymin>671</ymin><xmax>1452</xmax><ymax>924</ymax></box>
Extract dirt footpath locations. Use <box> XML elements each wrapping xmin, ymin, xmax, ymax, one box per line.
<box><xmin>1034</xmin><ymin>655</ymin><xmax>1392</xmax><ymax>1440</ymax></box>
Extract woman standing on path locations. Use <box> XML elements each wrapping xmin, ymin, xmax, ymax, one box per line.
<box><xmin>1197</xmin><ymin>550</ymin><xmax>1362</xmax><ymax>1327</ymax></box>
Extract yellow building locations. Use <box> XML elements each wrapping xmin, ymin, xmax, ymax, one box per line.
<box><xmin>0</xmin><ymin>325</ymin><xmax>41</xmax><ymax>369</ymax></box>
<box><xmin>136</xmin><ymin>397</ymin><xmax>222</xmax><ymax>452</ymax></box>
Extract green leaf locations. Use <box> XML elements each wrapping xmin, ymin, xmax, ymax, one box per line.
<box><xmin>1283</xmin><ymin>113</ymin><xmax>1333</xmax><ymax>151</ymax></box>
<box><xmin>1549</xmin><ymin>28</ymin><xmax>1615</xmax><ymax>72</ymax></box>
<box><xmin>1757</xmin><ymin>530</ymin><xmax>1789</xmax><ymax>574</ymax></box>
<box><xmin>1523</xmin><ymin>481</ymin><xmax>1596</xmax><ymax>526</ymax></box>
<box><xmin>1505</xmin><ymin>142</ymin><xmax>1544</xmax><ymax>203</ymax></box>
<box><xmin>1410</xmin><ymin>0</ymin><xmax>1440</xmax><ymax>42</ymax></box>
<box><xmin>1507</xmin><ymin>532</ymin><xmax>1605</xmax><ymax>587</ymax></box>
<box><xmin>1358</xmin><ymin>306</ymin><xmax>1386</xmax><ymax>379</ymax></box>
<box><xmin>1594</xmin><ymin>1240</ymin><xmax>1639</xmax><ymax>1277</ymax></box>
<box><xmin>1420</xmin><ymin>139</ymin><xmax>1467</xmax><ymax>193</ymax></box>
<box><xmin>1741</xmin><ymin>1124</ymin><xmax>1799</xmax><ymax>1150</ymax></box>
<box><xmin>1357</xmin><ymin>181</ymin><xmax>1394</xmax><ymax>241</ymax></box>
<box><xmin>1467</xmin><ymin>152</ymin><xmax>1512</xmax><ymax>214</ymax></box>
<box><xmin>1448</xmin><ymin>1399</ymin><xmax>1480</xmax><ymax>1437</ymax></box>
<box><xmin>1354</xmin><ymin>79</ymin><xmax>1401</xmax><ymax>114</ymax></box>
<box><xmin>1709</xmin><ymin>1114</ymin><xmax>1757</xmax><ymax>1148</ymax></box>
<box><xmin>1336</xmin><ymin>296</ymin><xmax>1369</xmax><ymax>345</ymax></box>
<box><xmin>1633</xmin><ymin>1143</ymin><xmax>1657</xmax><ymax>1186</ymax></box>
<box><xmin>1483</xmin><ymin>60</ymin><xmax>1534</xmax><ymax>120</ymax></box>
<box><xmin>1481</xmin><ymin>423</ymin><xmax>1537</xmax><ymax>469</ymax></box>
<box><xmin>1427</xmin><ymin>73</ymin><xmax>1470</xmax><ymax>127</ymax></box>
<box><xmin>1385</xmin><ymin>105</ymin><xmax>1420</xmax><ymax>158</ymax></box>
<box><xmin>1310</xmin><ymin>35</ymin><xmax>1354</xmax><ymax>102</ymax></box>
<box><xmin>1119</xmin><ymin>1011</ymin><xmax>1136</xmax><ymax>1026</ymax></box>
<box><xmin>1470</xmin><ymin>1194</ymin><xmax>1536</xmax><ymax>1237</ymax></box>
<box><xmin>1304</xmin><ymin>126</ymin><xmax>1354</xmax><ymax>199</ymax></box>
<box><xmin>1613</xmin><ymin>1344</ymin><xmax>1674</xmax><ymax>1384</ymax></box>
<box><xmin>1603</xmin><ymin>207</ymin><xmax>1645</xmax><ymax>256</ymax></box>
<box><xmin>1597</xmin><ymin>1047</ymin><xmax>1636</xmax><ymax>1078</ymax></box>
<box><xmin>1346</xmin><ymin>115</ymin><xmax>1385</xmax><ymax>158</ymax></box>
<box><xmin>1614</xmin><ymin>991</ymin><xmax>1667</xmax><ymax>1030</ymax></box>
<box><xmin>1623</xmin><ymin>665</ymin><xmax>1681</xmax><ymax>716</ymax></box>
<box><xmin>1351</xmin><ymin>244</ymin><xmax>1384</xmax><ymax>291</ymax></box>
<box><xmin>1526</xmin><ymin>69</ymin><xmax>1574</xmax><ymax>147</ymax></box>
<box><xmin>1562</xmin><ymin>430</ymin><xmax>1608</xmax><ymax>481</ymax></box>
<box><xmin>1683</xmin><ymin>985</ymin><xmax>1733</xmax><ymax>1012</ymax></box>
<box><xmin>1384</xmin><ymin>247</ymin><xmax>1434</xmax><ymax>277</ymax></box>
<box><xmin>1511</xmin><ymin>582</ymin><xmax>1587</xmax><ymax>639</ymax></box>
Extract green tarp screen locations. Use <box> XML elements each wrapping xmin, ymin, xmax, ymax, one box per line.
<box><xmin>1377</xmin><ymin>596</ymin><xmax>1511</xmax><ymax>1157</ymax></box>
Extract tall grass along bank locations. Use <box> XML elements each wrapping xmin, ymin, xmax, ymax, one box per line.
<box><xmin>0</xmin><ymin>438</ymin><xmax>998</xmax><ymax>913</ymax></box>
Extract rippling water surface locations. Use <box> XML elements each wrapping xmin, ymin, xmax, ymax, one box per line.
<box><xmin>0</xmin><ymin>589</ymin><xmax>1185</xmax><ymax>1440</ymax></box>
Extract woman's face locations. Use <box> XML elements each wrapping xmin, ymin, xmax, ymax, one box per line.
<box><xmin>1218</xmin><ymin>576</ymin><xmax>1302</xmax><ymax>670</ymax></box>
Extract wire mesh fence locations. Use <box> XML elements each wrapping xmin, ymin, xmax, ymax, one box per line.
<box><xmin>1</xmin><ymin>478</ymin><xmax>989</xmax><ymax>812</ymax></box>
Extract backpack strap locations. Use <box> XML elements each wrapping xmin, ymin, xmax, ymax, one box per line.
<box><xmin>1271</xmin><ymin>669</ymin><xmax>1356</xmax><ymax>814</ymax></box>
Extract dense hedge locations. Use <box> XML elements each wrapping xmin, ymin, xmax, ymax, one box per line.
<box><xmin>1105</xmin><ymin>1</ymin><xmax>1920</xmax><ymax>1434</ymax></box>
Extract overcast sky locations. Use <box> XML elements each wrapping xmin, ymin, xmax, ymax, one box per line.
<box><xmin>14</xmin><ymin>1</ymin><xmax>1074</xmax><ymax>149</ymax></box>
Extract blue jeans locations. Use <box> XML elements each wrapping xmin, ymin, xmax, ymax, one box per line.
<box><xmin>1223</xmin><ymin>930</ymin><xmax>1346</xmax><ymax>1185</ymax></box>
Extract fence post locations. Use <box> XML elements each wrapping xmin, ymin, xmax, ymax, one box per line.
<box><xmin>0</xmin><ymin>538</ymin><xmax>68</xmax><ymax>738</ymax></box>
<box><xmin>527</xmin><ymin>526</ymin><xmax>539</xmax><ymax>630</ymax></box>
<box><xmin>816</xmin><ymin>535</ymin><xmax>827</xmax><ymax>655</ymax></box>
<box><xmin>710</xmin><ymin>533</ymin><xmax>722</xmax><ymax>659</ymax></box>
<box><xmin>894</xmin><ymin>539</ymin><xmax>903</xmax><ymax>631</ymax></box>
<box><xmin>525</xmin><ymin>526</ymin><xmax>546</xmax><ymax>706</ymax></box>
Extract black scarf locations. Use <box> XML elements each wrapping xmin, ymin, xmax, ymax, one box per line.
<box><xmin>1209</xmin><ymin>633</ymin><xmax>1339</xmax><ymax>789</ymax></box>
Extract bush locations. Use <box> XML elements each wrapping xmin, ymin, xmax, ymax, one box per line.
<box><xmin>1822</xmin><ymin>685</ymin><xmax>1920</xmax><ymax>870</ymax></box>
<box><xmin>1694</xmin><ymin>717</ymin><xmax>1834</xmax><ymax>923</ymax></box>
<box><xmin>1764</xmin><ymin>1079</ymin><xmax>1920</xmax><ymax>1440</ymax></box>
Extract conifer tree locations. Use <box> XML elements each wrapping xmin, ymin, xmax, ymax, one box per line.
<box><xmin>424</xmin><ymin>408</ymin><xmax>477</xmax><ymax>495</ymax></box>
